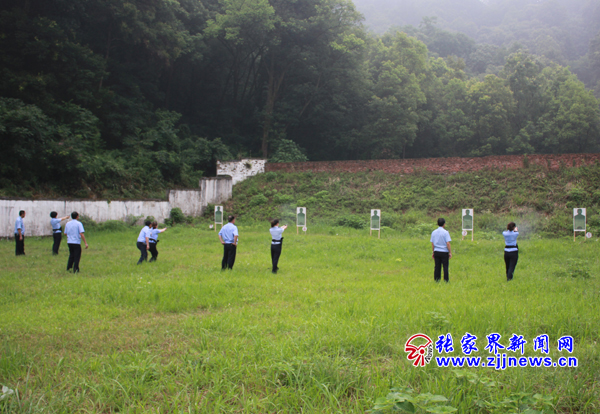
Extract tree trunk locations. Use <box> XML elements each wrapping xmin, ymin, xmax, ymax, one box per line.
<box><xmin>261</xmin><ymin>59</ymin><xmax>286</xmax><ymax>158</ymax></box>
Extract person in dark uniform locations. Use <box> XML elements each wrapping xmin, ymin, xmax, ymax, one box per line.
<box><xmin>136</xmin><ymin>220</ymin><xmax>152</xmax><ymax>265</ymax></box>
<box><xmin>269</xmin><ymin>219</ymin><xmax>287</xmax><ymax>274</ymax></box>
<box><xmin>218</xmin><ymin>215</ymin><xmax>238</xmax><ymax>269</ymax></box>
<box><xmin>148</xmin><ymin>221</ymin><xmax>167</xmax><ymax>262</ymax></box>
<box><xmin>50</xmin><ymin>212</ymin><xmax>69</xmax><ymax>255</ymax></box>
<box><xmin>14</xmin><ymin>210</ymin><xmax>25</xmax><ymax>256</ymax></box>
<box><xmin>502</xmin><ymin>222</ymin><xmax>519</xmax><ymax>281</ymax></box>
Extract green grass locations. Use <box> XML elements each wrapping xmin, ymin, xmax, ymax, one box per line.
<box><xmin>1</xmin><ymin>224</ymin><xmax>599</xmax><ymax>413</ymax></box>
<box><xmin>226</xmin><ymin>165</ymin><xmax>600</xmax><ymax>238</ymax></box>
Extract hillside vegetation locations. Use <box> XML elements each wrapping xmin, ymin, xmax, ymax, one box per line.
<box><xmin>223</xmin><ymin>164</ymin><xmax>600</xmax><ymax>238</ymax></box>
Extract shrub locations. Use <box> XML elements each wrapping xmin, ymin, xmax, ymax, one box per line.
<box><xmin>170</xmin><ymin>208</ymin><xmax>186</xmax><ymax>224</ymax></box>
<box><xmin>336</xmin><ymin>215</ymin><xmax>366</xmax><ymax>229</ymax></box>
<box><xmin>274</xmin><ymin>193</ymin><xmax>294</xmax><ymax>204</ymax></box>
<box><xmin>78</xmin><ymin>215</ymin><xmax>97</xmax><ymax>229</ymax></box>
<box><xmin>264</xmin><ymin>172</ymin><xmax>277</xmax><ymax>182</ymax></box>
<box><xmin>98</xmin><ymin>220</ymin><xmax>129</xmax><ymax>232</ymax></box>
<box><xmin>125</xmin><ymin>214</ymin><xmax>143</xmax><ymax>226</ymax></box>
<box><xmin>249</xmin><ymin>194</ymin><xmax>268</xmax><ymax>207</ymax></box>
<box><xmin>270</xmin><ymin>139</ymin><xmax>308</xmax><ymax>163</ymax></box>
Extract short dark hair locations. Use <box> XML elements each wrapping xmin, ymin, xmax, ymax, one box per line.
<box><xmin>71</xmin><ymin>211</ymin><xmax>79</xmax><ymax>219</ymax></box>
<box><xmin>437</xmin><ymin>218</ymin><xmax>445</xmax><ymax>227</ymax></box>
<box><xmin>144</xmin><ymin>220</ymin><xmax>152</xmax><ymax>226</ymax></box>
<box><xmin>19</xmin><ymin>210</ymin><xmax>25</xmax><ymax>217</ymax></box>
<box><xmin>50</xmin><ymin>211</ymin><xmax>57</xmax><ymax>218</ymax></box>
<box><xmin>507</xmin><ymin>222</ymin><xmax>516</xmax><ymax>231</ymax></box>
<box><xmin>271</xmin><ymin>219</ymin><xmax>279</xmax><ymax>227</ymax></box>
<box><xmin>228</xmin><ymin>215</ymin><xmax>235</xmax><ymax>223</ymax></box>
<box><xmin>151</xmin><ymin>221</ymin><xmax>158</xmax><ymax>228</ymax></box>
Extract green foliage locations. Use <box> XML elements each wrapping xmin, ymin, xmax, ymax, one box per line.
<box><xmin>270</xmin><ymin>140</ymin><xmax>308</xmax><ymax>163</ymax></box>
<box><xmin>249</xmin><ymin>194</ymin><xmax>268</xmax><ymax>207</ymax></box>
<box><xmin>336</xmin><ymin>215</ymin><xmax>366</xmax><ymax>229</ymax></box>
<box><xmin>169</xmin><ymin>208</ymin><xmax>186</xmax><ymax>225</ymax></box>
<box><xmin>371</xmin><ymin>387</ymin><xmax>456</xmax><ymax>413</ymax></box>
<box><xmin>1</xmin><ymin>0</ymin><xmax>599</xmax><ymax>199</ymax></box>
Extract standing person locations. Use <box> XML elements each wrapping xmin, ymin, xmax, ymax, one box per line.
<box><xmin>64</xmin><ymin>212</ymin><xmax>88</xmax><ymax>273</ymax></box>
<box><xmin>136</xmin><ymin>220</ymin><xmax>152</xmax><ymax>265</ymax></box>
<box><xmin>148</xmin><ymin>221</ymin><xmax>167</xmax><ymax>262</ymax></box>
<box><xmin>218</xmin><ymin>215</ymin><xmax>238</xmax><ymax>270</ymax></box>
<box><xmin>503</xmin><ymin>222</ymin><xmax>519</xmax><ymax>281</ymax></box>
<box><xmin>269</xmin><ymin>219</ymin><xmax>287</xmax><ymax>274</ymax></box>
<box><xmin>50</xmin><ymin>212</ymin><xmax>69</xmax><ymax>255</ymax></box>
<box><xmin>14</xmin><ymin>210</ymin><xmax>25</xmax><ymax>256</ymax></box>
<box><xmin>431</xmin><ymin>218</ymin><xmax>452</xmax><ymax>282</ymax></box>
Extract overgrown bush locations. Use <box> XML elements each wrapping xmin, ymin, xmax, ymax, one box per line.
<box><xmin>169</xmin><ymin>208</ymin><xmax>186</xmax><ymax>224</ymax></box>
<box><xmin>249</xmin><ymin>194</ymin><xmax>268</xmax><ymax>207</ymax></box>
<box><xmin>336</xmin><ymin>215</ymin><xmax>366</xmax><ymax>229</ymax></box>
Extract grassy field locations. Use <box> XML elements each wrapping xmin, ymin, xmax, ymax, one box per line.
<box><xmin>0</xmin><ymin>224</ymin><xmax>599</xmax><ymax>413</ymax></box>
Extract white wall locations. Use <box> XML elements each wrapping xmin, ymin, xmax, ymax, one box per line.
<box><xmin>217</xmin><ymin>159</ymin><xmax>267</xmax><ymax>185</ymax></box>
<box><xmin>200</xmin><ymin>177</ymin><xmax>232</xmax><ymax>205</ymax></box>
<box><xmin>0</xmin><ymin>188</ymin><xmax>226</xmax><ymax>238</ymax></box>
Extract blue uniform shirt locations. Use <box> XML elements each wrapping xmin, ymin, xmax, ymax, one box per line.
<box><xmin>137</xmin><ymin>226</ymin><xmax>151</xmax><ymax>243</ymax></box>
<box><xmin>270</xmin><ymin>226</ymin><xmax>284</xmax><ymax>244</ymax></box>
<box><xmin>219</xmin><ymin>222</ymin><xmax>239</xmax><ymax>244</ymax></box>
<box><xmin>503</xmin><ymin>230</ymin><xmax>519</xmax><ymax>252</ymax></box>
<box><xmin>14</xmin><ymin>216</ymin><xmax>24</xmax><ymax>235</ymax></box>
<box><xmin>51</xmin><ymin>218</ymin><xmax>62</xmax><ymax>233</ymax></box>
<box><xmin>65</xmin><ymin>220</ymin><xmax>85</xmax><ymax>244</ymax></box>
<box><xmin>430</xmin><ymin>226</ymin><xmax>451</xmax><ymax>252</ymax></box>
<box><xmin>149</xmin><ymin>228</ymin><xmax>161</xmax><ymax>242</ymax></box>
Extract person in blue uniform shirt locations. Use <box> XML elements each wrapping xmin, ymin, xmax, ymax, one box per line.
<box><xmin>14</xmin><ymin>210</ymin><xmax>26</xmax><ymax>256</ymax></box>
<box><xmin>148</xmin><ymin>221</ymin><xmax>167</xmax><ymax>262</ymax></box>
<box><xmin>430</xmin><ymin>218</ymin><xmax>452</xmax><ymax>282</ymax></box>
<box><xmin>50</xmin><ymin>211</ymin><xmax>70</xmax><ymax>255</ymax></box>
<box><xmin>64</xmin><ymin>212</ymin><xmax>88</xmax><ymax>273</ymax></box>
<box><xmin>502</xmin><ymin>222</ymin><xmax>519</xmax><ymax>281</ymax></box>
<box><xmin>136</xmin><ymin>220</ymin><xmax>152</xmax><ymax>265</ymax></box>
<box><xmin>269</xmin><ymin>219</ymin><xmax>287</xmax><ymax>273</ymax></box>
<box><xmin>218</xmin><ymin>215</ymin><xmax>238</xmax><ymax>270</ymax></box>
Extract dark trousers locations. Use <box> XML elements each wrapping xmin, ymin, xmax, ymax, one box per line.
<box><xmin>434</xmin><ymin>251</ymin><xmax>449</xmax><ymax>282</ymax></box>
<box><xmin>15</xmin><ymin>234</ymin><xmax>25</xmax><ymax>256</ymax></box>
<box><xmin>222</xmin><ymin>244</ymin><xmax>236</xmax><ymax>269</ymax></box>
<box><xmin>504</xmin><ymin>251</ymin><xmax>519</xmax><ymax>281</ymax></box>
<box><xmin>137</xmin><ymin>242</ymin><xmax>148</xmax><ymax>264</ymax></box>
<box><xmin>271</xmin><ymin>243</ymin><xmax>282</xmax><ymax>272</ymax></box>
<box><xmin>149</xmin><ymin>242</ymin><xmax>158</xmax><ymax>262</ymax></box>
<box><xmin>67</xmin><ymin>243</ymin><xmax>82</xmax><ymax>272</ymax></box>
<box><xmin>52</xmin><ymin>232</ymin><xmax>62</xmax><ymax>255</ymax></box>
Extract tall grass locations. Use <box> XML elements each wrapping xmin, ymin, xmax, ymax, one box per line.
<box><xmin>0</xmin><ymin>225</ymin><xmax>599</xmax><ymax>413</ymax></box>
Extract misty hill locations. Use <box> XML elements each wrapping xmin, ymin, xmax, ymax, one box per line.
<box><xmin>353</xmin><ymin>0</ymin><xmax>600</xmax><ymax>88</ymax></box>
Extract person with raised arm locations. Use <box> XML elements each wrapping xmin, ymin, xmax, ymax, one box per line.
<box><xmin>50</xmin><ymin>211</ymin><xmax>70</xmax><ymax>255</ymax></box>
<box><xmin>503</xmin><ymin>222</ymin><xmax>519</xmax><ymax>281</ymax></box>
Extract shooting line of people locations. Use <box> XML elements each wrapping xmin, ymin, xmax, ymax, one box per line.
<box><xmin>10</xmin><ymin>206</ymin><xmax>590</xmax><ymax>280</ymax></box>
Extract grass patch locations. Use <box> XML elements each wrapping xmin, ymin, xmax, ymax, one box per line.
<box><xmin>0</xmin><ymin>225</ymin><xmax>599</xmax><ymax>412</ymax></box>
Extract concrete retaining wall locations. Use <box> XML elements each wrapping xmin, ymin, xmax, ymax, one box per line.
<box><xmin>217</xmin><ymin>159</ymin><xmax>267</xmax><ymax>185</ymax></box>
<box><xmin>200</xmin><ymin>177</ymin><xmax>232</xmax><ymax>205</ymax></box>
<box><xmin>1</xmin><ymin>186</ymin><xmax>230</xmax><ymax>238</ymax></box>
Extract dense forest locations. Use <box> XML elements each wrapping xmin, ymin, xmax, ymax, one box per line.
<box><xmin>1</xmin><ymin>0</ymin><xmax>599</xmax><ymax>198</ymax></box>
